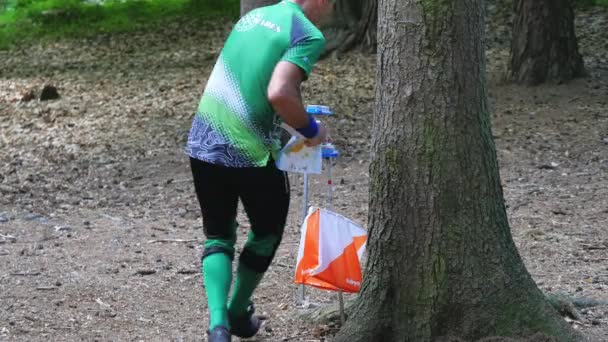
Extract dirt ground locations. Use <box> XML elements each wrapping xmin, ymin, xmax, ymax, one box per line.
<box><xmin>1</xmin><ymin>8</ymin><xmax>607</xmax><ymax>342</ymax></box>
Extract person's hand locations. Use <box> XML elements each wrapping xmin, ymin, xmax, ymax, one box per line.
<box><xmin>304</xmin><ymin>121</ymin><xmax>329</xmax><ymax>147</ymax></box>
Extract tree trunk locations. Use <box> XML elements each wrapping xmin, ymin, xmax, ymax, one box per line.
<box><xmin>240</xmin><ymin>0</ymin><xmax>278</xmax><ymax>17</ymax></box>
<box><xmin>322</xmin><ymin>0</ymin><xmax>377</xmax><ymax>55</ymax></box>
<box><xmin>510</xmin><ymin>0</ymin><xmax>586</xmax><ymax>85</ymax></box>
<box><xmin>332</xmin><ymin>0</ymin><xmax>579</xmax><ymax>341</ymax></box>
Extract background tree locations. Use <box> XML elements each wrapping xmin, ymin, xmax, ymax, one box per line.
<box><xmin>240</xmin><ymin>0</ymin><xmax>277</xmax><ymax>17</ymax></box>
<box><xmin>332</xmin><ymin>0</ymin><xmax>580</xmax><ymax>341</ymax></box>
<box><xmin>239</xmin><ymin>0</ymin><xmax>377</xmax><ymax>54</ymax></box>
<box><xmin>322</xmin><ymin>0</ymin><xmax>377</xmax><ymax>55</ymax></box>
<box><xmin>510</xmin><ymin>0</ymin><xmax>586</xmax><ymax>85</ymax></box>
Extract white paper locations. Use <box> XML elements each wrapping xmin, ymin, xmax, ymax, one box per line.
<box><xmin>276</xmin><ymin>135</ymin><xmax>322</xmax><ymax>174</ymax></box>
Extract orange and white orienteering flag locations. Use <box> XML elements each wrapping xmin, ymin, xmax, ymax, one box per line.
<box><xmin>295</xmin><ymin>207</ymin><xmax>367</xmax><ymax>293</ymax></box>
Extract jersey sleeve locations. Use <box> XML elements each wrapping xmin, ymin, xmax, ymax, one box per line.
<box><xmin>280</xmin><ymin>34</ymin><xmax>326</xmax><ymax>79</ymax></box>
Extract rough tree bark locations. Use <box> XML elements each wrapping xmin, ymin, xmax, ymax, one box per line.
<box><xmin>332</xmin><ymin>0</ymin><xmax>580</xmax><ymax>341</ymax></box>
<box><xmin>510</xmin><ymin>0</ymin><xmax>586</xmax><ymax>85</ymax></box>
<box><xmin>240</xmin><ymin>0</ymin><xmax>278</xmax><ymax>17</ymax></box>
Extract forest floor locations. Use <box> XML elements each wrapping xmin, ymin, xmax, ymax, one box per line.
<box><xmin>1</xmin><ymin>6</ymin><xmax>607</xmax><ymax>342</ymax></box>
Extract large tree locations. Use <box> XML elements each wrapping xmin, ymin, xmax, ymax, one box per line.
<box><xmin>322</xmin><ymin>0</ymin><xmax>377</xmax><ymax>55</ymax></box>
<box><xmin>332</xmin><ymin>0</ymin><xmax>580</xmax><ymax>341</ymax></box>
<box><xmin>510</xmin><ymin>0</ymin><xmax>586</xmax><ymax>85</ymax></box>
<box><xmin>239</xmin><ymin>0</ymin><xmax>377</xmax><ymax>54</ymax></box>
<box><xmin>240</xmin><ymin>0</ymin><xmax>277</xmax><ymax>17</ymax></box>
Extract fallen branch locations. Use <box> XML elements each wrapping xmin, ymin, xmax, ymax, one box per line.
<box><xmin>10</xmin><ymin>271</ymin><xmax>41</xmax><ymax>276</ymax></box>
<box><xmin>36</xmin><ymin>286</ymin><xmax>57</xmax><ymax>291</ymax></box>
<box><xmin>564</xmin><ymin>316</ymin><xmax>587</xmax><ymax>326</ymax></box>
<box><xmin>134</xmin><ymin>269</ymin><xmax>156</xmax><ymax>276</ymax></box>
<box><xmin>581</xmin><ymin>244</ymin><xmax>607</xmax><ymax>251</ymax></box>
<box><xmin>96</xmin><ymin>298</ymin><xmax>111</xmax><ymax>308</ymax></box>
<box><xmin>147</xmin><ymin>238</ymin><xmax>198</xmax><ymax>244</ymax></box>
<box><xmin>23</xmin><ymin>315</ymin><xmax>38</xmax><ymax>322</ymax></box>
<box><xmin>177</xmin><ymin>269</ymin><xmax>197</xmax><ymax>275</ymax></box>
<box><xmin>0</xmin><ymin>234</ymin><xmax>17</xmax><ymax>241</ymax></box>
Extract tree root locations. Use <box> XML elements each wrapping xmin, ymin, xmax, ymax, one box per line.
<box><xmin>544</xmin><ymin>292</ymin><xmax>607</xmax><ymax>322</ymax></box>
<box><xmin>298</xmin><ymin>298</ymin><xmax>356</xmax><ymax>326</ymax></box>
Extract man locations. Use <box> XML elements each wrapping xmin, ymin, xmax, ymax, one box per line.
<box><xmin>184</xmin><ymin>0</ymin><xmax>335</xmax><ymax>341</ymax></box>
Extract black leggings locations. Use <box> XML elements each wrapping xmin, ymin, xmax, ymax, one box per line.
<box><xmin>190</xmin><ymin>157</ymin><xmax>290</xmax><ymax>272</ymax></box>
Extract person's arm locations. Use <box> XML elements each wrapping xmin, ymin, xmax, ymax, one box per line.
<box><xmin>267</xmin><ymin>61</ymin><xmax>310</xmax><ymax>129</ymax></box>
<box><xmin>267</xmin><ymin>61</ymin><xmax>328</xmax><ymax>145</ymax></box>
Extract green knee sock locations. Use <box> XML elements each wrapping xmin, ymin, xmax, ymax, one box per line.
<box><xmin>227</xmin><ymin>262</ymin><xmax>264</xmax><ymax>316</ymax></box>
<box><xmin>202</xmin><ymin>253</ymin><xmax>232</xmax><ymax>330</ymax></box>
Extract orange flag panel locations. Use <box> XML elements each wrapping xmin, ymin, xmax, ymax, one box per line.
<box><xmin>295</xmin><ymin>207</ymin><xmax>367</xmax><ymax>293</ymax></box>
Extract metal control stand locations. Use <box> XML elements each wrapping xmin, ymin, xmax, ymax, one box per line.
<box><xmin>321</xmin><ymin>143</ymin><xmax>344</xmax><ymax>324</ymax></box>
<box><xmin>297</xmin><ymin>105</ymin><xmax>334</xmax><ymax>307</ymax></box>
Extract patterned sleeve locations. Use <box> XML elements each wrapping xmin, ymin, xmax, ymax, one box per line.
<box><xmin>281</xmin><ymin>34</ymin><xmax>326</xmax><ymax>79</ymax></box>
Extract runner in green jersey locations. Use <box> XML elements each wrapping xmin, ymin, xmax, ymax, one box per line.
<box><xmin>185</xmin><ymin>1</ymin><xmax>334</xmax><ymax>341</ymax></box>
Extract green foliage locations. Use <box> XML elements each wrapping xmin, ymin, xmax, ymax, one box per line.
<box><xmin>0</xmin><ymin>0</ymin><xmax>17</xmax><ymax>11</ymax></box>
<box><xmin>577</xmin><ymin>0</ymin><xmax>608</xmax><ymax>8</ymax></box>
<box><xmin>0</xmin><ymin>0</ymin><xmax>239</xmax><ymax>49</ymax></box>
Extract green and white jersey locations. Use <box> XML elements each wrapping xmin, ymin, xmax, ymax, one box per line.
<box><xmin>185</xmin><ymin>1</ymin><xmax>326</xmax><ymax>167</ymax></box>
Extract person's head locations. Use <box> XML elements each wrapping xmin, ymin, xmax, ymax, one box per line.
<box><xmin>295</xmin><ymin>0</ymin><xmax>335</xmax><ymax>26</ymax></box>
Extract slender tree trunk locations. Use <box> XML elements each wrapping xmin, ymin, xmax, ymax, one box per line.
<box><xmin>322</xmin><ymin>0</ymin><xmax>377</xmax><ymax>55</ymax></box>
<box><xmin>510</xmin><ymin>0</ymin><xmax>586</xmax><ymax>85</ymax></box>
<box><xmin>332</xmin><ymin>0</ymin><xmax>579</xmax><ymax>341</ymax></box>
<box><xmin>240</xmin><ymin>0</ymin><xmax>278</xmax><ymax>17</ymax></box>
